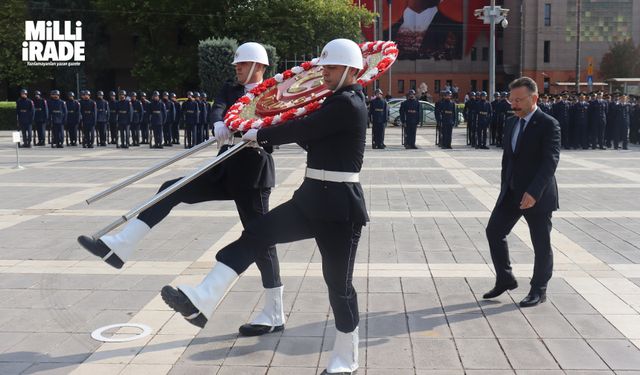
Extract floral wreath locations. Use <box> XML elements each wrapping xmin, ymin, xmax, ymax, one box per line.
<box><xmin>224</xmin><ymin>40</ymin><xmax>398</xmax><ymax>132</ymax></box>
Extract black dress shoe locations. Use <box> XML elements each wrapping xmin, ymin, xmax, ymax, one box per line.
<box><xmin>320</xmin><ymin>370</ymin><xmax>356</xmax><ymax>375</ymax></box>
<box><xmin>519</xmin><ymin>289</ymin><xmax>547</xmax><ymax>307</ymax></box>
<box><xmin>483</xmin><ymin>280</ymin><xmax>518</xmax><ymax>299</ymax></box>
<box><xmin>238</xmin><ymin>323</ymin><xmax>284</xmax><ymax>337</ymax></box>
<box><xmin>77</xmin><ymin>235</ymin><xmax>124</xmax><ymax>269</ymax></box>
<box><xmin>161</xmin><ymin>286</ymin><xmax>207</xmax><ymax>328</ymax></box>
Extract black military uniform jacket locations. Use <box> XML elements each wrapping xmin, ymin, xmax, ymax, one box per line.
<box><xmin>210</xmin><ymin>81</ymin><xmax>275</xmax><ymax>190</ymax></box>
<box><xmin>257</xmin><ymin>84</ymin><xmax>369</xmax><ymax>225</ymax></box>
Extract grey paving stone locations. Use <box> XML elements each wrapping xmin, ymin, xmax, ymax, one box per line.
<box><xmin>412</xmin><ymin>338</ymin><xmax>462</xmax><ymax>369</ymax></box>
<box><xmin>499</xmin><ymin>339</ymin><xmax>559</xmax><ymax>370</ymax></box>
<box><xmin>415</xmin><ymin>371</ymin><xmax>465</xmax><ymax>375</ymax></box>
<box><xmin>407</xmin><ymin>313</ymin><xmax>452</xmax><ymax>339</ymax></box>
<box><xmin>271</xmin><ymin>337</ymin><xmax>322</xmax><ymax>367</ymax></box>
<box><xmin>267</xmin><ymin>367</ymin><xmax>318</xmax><ymax>375</ymax></box>
<box><xmin>223</xmin><ymin>337</ymin><xmax>279</xmax><ymax>366</ymax></box>
<box><xmin>549</xmin><ymin>294</ymin><xmax>599</xmax><ymax>315</ymax></box>
<box><xmin>281</xmin><ymin>313</ymin><xmax>327</xmax><ymax>337</ymax></box>
<box><xmin>524</xmin><ymin>313</ymin><xmax>581</xmax><ymax>338</ymax></box>
<box><xmin>588</xmin><ymin>339</ymin><xmax>640</xmax><ymax>370</ymax></box>
<box><xmin>485</xmin><ymin>311</ymin><xmax>538</xmax><ymax>338</ymax></box>
<box><xmin>367</xmin><ymin>313</ymin><xmax>409</xmax><ymax>338</ymax></box>
<box><xmin>447</xmin><ymin>313</ymin><xmax>494</xmax><ymax>338</ymax></box>
<box><xmin>366</xmin><ymin>337</ymin><xmax>413</xmax><ymax>369</ymax></box>
<box><xmin>564</xmin><ymin>314</ymin><xmax>625</xmax><ymax>339</ymax></box>
<box><xmin>21</xmin><ymin>362</ymin><xmax>80</xmax><ymax>375</ymax></box>
<box><xmin>0</xmin><ymin>362</ymin><xmax>32</xmax><ymax>375</ymax></box>
<box><xmin>455</xmin><ymin>338</ymin><xmax>511</xmax><ymax>369</ymax></box>
<box><xmin>168</xmin><ymin>364</ymin><xmax>221</xmax><ymax>375</ymax></box>
<box><xmin>543</xmin><ymin>339</ymin><xmax>608</xmax><ymax>370</ymax></box>
<box><xmin>217</xmin><ymin>365</ymin><xmax>267</xmax><ymax>375</ymax></box>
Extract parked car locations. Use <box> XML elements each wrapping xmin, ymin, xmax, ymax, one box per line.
<box><xmin>386</xmin><ymin>98</ymin><xmax>463</xmax><ymax>126</ymax></box>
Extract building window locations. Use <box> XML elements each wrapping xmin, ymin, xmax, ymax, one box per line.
<box><xmin>544</xmin><ymin>77</ymin><xmax>550</xmax><ymax>93</ymax></box>
<box><xmin>544</xmin><ymin>3</ymin><xmax>551</xmax><ymax>26</ymax></box>
<box><xmin>410</xmin><ymin>80</ymin><xmax>417</xmax><ymax>91</ymax></box>
<box><xmin>482</xmin><ymin>47</ymin><xmax>489</xmax><ymax>61</ymax></box>
<box><xmin>482</xmin><ymin>80</ymin><xmax>488</xmax><ymax>92</ymax></box>
<box><xmin>398</xmin><ymin>80</ymin><xmax>405</xmax><ymax>94</ymax></box>
<box><xmin>434</xmin><ymin>80</ymin><xmax>441</xmax><ymax>93</ymax></box>
<box><xmin>471</xmin><ymin>47</ymin><xmax>477</xmax><ymax>61</ymax></box>
<box><xmin>544</xmin><ymin>40</ymin><xmax>551</xmax><ymax>63</ymax></box>
<box><xmin>470</xmin><ymin>80</ymin><xmax>477</xmax><ymax>92</ymax></box>
<box><xmin>496</xmin><ymin>50</ymin><xmax>503</xmax><ymax>65</ymax></box>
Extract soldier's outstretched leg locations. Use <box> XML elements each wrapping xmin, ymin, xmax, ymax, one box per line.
<box><xmin>161</xmin><ymin>200</ymin><xmax>361</xmax><ymax>373</ymax></box>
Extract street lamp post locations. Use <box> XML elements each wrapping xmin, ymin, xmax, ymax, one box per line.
<box><xmin>475</xmin><ymin>1</ymin><xmax>509</xmax><ymax>99</ymax></box>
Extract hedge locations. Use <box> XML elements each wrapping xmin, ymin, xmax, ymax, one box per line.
<box><xmin>0</xmin><ymin>102</ymin><xmax>17</xmax><ymax>131</ymax></box>
<box><xmin>198</xmin><ymin>37</ymin><xmax>279</xmax><ymax>98</ymax></box>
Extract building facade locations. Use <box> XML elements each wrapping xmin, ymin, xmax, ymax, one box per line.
<box><xmin>365</xmin><ymin>0</ymin><xmax>640</xmax><ymax>98</ymax></box>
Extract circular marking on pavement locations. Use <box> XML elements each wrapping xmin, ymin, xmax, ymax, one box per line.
<box><xmin>91</xmin><ymin>323</ymin><xmax>152</xmax><ymax>343</ymax></box>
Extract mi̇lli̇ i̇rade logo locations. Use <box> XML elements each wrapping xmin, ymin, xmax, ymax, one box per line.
<box><xmin>22</xmin><ymin>21</ymin><xmax>85</xmax><ymax>66</ymax></box>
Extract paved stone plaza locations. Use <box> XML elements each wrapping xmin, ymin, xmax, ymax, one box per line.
<box><xmin>1</xmin><ymin>126</ymin><xmax>640</xmax><ymax>375</ymax></box>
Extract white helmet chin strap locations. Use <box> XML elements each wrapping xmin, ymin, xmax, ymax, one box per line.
<box><xmin>243</xmin><ymin>62</ymin><xmax>257</xmax><ymax>86</ymax></box>
<box><xmin>334</xmin><ymin>66</ymin><xmax>351</xmax><ymax>92</ymax></box>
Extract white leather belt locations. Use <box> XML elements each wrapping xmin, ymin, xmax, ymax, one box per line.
<box><xmin>305</xmin><ymin>168</ymin><xmax>359</xmax><ymax>183</ymax></box>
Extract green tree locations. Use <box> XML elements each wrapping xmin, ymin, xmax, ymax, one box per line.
<box><xmin>0</xmin><ymin>1</ymin><xmax>52</xmax><ymax>90</ymax></box>
<box><xmin>223</xmin><ymin>0</ymin><xmax>375</xmax><ymax>60</ymax></box>
<box><xmin>599</xmin><ymin>39</ymin><xmax>640</xmax><ymax>79</ymax></box>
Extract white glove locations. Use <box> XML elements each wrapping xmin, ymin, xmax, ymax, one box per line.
<box><xmin>242</xmin><ymin>128</ymin><xmax>259</xmax><ymax>142</ymax></box>
<box><xmin>214</xmin><ymin>121</ymin><xmax>233</xmax><ymax>143</ymax></box>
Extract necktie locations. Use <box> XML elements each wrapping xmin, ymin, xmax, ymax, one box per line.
<box><xmin>513</xmin><ymin>118</ymin><xmax>526</xmax><ymax>153</ymax></box>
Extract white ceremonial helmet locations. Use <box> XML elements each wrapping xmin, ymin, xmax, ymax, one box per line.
<box><xmin>317</xmin><ymin>38</ymin><xmax>363</xmax><ymax>70</ymax></box>
<box><xmin>232</xmin><ymin>42</ymin><xmax>269</xmax><ymax>66</ymax></box>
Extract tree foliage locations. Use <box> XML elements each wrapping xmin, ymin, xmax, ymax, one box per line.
<box><xmin>198</xmin><ymin>37</ymin><xmax>238</xmax><ymax>98</ymax></box>
<box><xmin>1</xmin><ymin>0</ymin><xmax>374</xmax><ymax>95</ymax></box>
<box><xmin>0</xmin><ymin>1</ymin><xmax>52</xmax><ymax>87</ymax></box>
<box><xmin>198</xmin><ymin>37</ymin><xmax>279</xmax><ymax>96</ymax></box>
<box><xmin>599</xmin><ymin>39</ymin><xmax>640</xmax><ymax>79</ymax></box>
<box><xmin>222</xmin><ymin>0</ymin><xmax>375</xmax><ymax>59</ymax></box>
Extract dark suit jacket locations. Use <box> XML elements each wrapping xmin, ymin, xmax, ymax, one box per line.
<box><xmin>497</xmin><ymin>108</ymin><xmax>560</xmax><ymax>213</ymax></box>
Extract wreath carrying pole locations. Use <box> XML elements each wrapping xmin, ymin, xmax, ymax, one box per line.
<box><xmin>88</xmin><ymin>41</ymin><xmax>398</xmax><ymax>238</ymax></box>
<box><xmin>91</xmin><ymin>141</ymin><xmax>250</xmax><ymax>239</ymax></box>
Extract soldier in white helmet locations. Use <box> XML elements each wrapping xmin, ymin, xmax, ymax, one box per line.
<box><xmin>161</xmin><ymin>38</ymin><xmax>368</xmax><ymax>375</ymax></box>
<box><xmin>78</xmin><ymin>42</ymin><xmax>284</xmax><ymax>337</ymax></box>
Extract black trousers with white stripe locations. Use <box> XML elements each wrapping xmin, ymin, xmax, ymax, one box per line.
<box><xmin>137</xmin><ymin>171</ymin><xmax>281</xmax><ymax>289</ymax></box>
<box><xmin>216</xmin><ymin>199</ymin><xmax>362</xmax><ymax>333</ymax></box>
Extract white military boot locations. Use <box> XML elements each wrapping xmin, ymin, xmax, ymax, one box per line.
<box><xmin>162</xmin><ymin>262</ymin><xmax>238</xmax><ymax>328</ymax></box>
<box><xmin>322</xmin><ymin>326</ymin><xmax>359</xmax><ymax>374</ymax></box>
<box><xmin>239</xmin><ymin>286</ymin><xmax>286</xmax><ymax>336</ymax></box>
<box><xmin>77</xmin><ymin>218</ymin><xmax>150</xmax><ymax>269</ymax></box>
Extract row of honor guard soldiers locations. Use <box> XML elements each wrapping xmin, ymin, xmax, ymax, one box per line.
<box><xmin>454</xmin><ymin>90</ymin><xmax>639</xmax><ymax>150</ymax></box>
<box><xmin>541</xmin><ymin>92</ymin><xmax>639</xmax><ymax>150</ymax></box>
<box><xmin>15</xmin><ymin>89</ymin><xmax>215</xmax><ymax>149</ymax></box>
<box><xmin>460</xmin><ymin>91</ymin><xmax>513</xmax><ymax>150</ymax></box>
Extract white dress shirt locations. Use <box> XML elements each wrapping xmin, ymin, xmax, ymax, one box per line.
<box><xmin>512</xmin><ymin>105</ymin><xmax>538</xmax><ymax>151</ymax></box>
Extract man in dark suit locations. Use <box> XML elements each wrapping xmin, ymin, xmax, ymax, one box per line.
<box><xmin>483</xmin><ymin>77</ymin><xmax>561</xmax><ymax>308</ymax></box>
